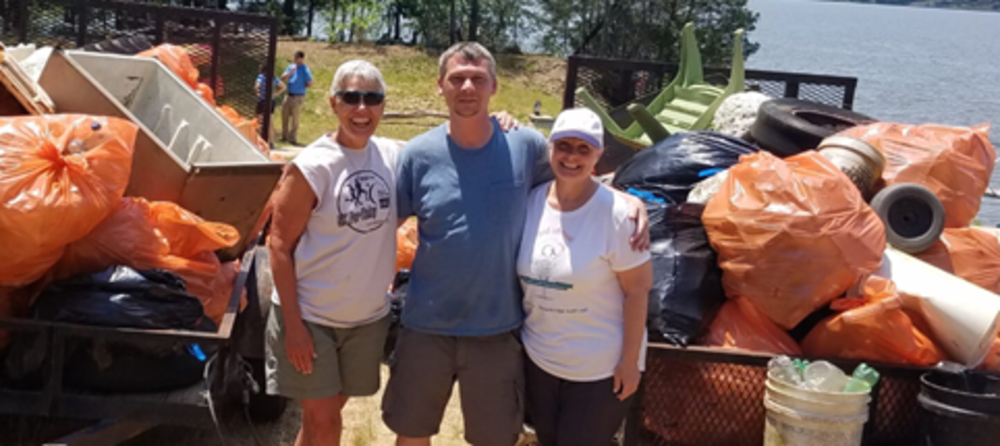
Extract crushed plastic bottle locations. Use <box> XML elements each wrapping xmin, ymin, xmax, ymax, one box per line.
<box><xmin>843</xmin><ymin>363</ymin><xmax>880</xmax><ymax>393</ymax></box>
<box><xmin>768</xmin><ymin>355</ymin><xmax>804</xmax><ymax>386</ymax></box>
<box><xmin>803</xmin><ymin>360</ymin><xmax>850</xmax><ymax>392</ymax></box>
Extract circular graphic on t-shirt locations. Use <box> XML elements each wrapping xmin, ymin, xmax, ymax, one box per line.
<box><xmin>337</xmin><ymin>170</ymin><xmax>391</xmax><ymax>233</ymax></box>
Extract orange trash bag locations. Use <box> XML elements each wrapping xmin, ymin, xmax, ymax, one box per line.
<box><xmin>138</xmin><ymin>44</ymin><xmax>199</xmax><ymax>88</ymax></box>
<box><xmin>702</xmin><ymin>151</ymin><xmax>886</xmax><ymax>329</ymax></box>
<box><xmin>704</xmin><ymin>297</ymin><xmax>802</xmax><ymax>356</ymax></box>
<box><xmin>801</xmin><ymin>276</ymin><xmax>946</xmax><ymax>366</ymax></box>
<box><xmin>916</xmin><ymin>228</ymin><xmax>1000</xmax><ymax>294</ymax></box>
<box><xmin>197</xmin><ymin>83</ymin><xmax>216</xmax><ymax>106</ymax></box>
<box><xmin>0</xmin><ymin>115</ymin><xmax>137</xmax><ymax>286</ymax></box>
<box><xmin>838</xmin><ymin>123</ymin><xmax>995</xmax><ymax>228</ymax></box>
<box><xmin>978</xmin><ymin>337</ymin><xmax>1000</xmax><ymax>372</ymax></box>
<box><xmin>54</xmin><ymin>198</ymin><xmax>241</xmax><ymax>325</ymax></box>
<box><xmin>396</xmin><ymin>218</ymin><xmax>418</xmax><ymax>272</ymax></box>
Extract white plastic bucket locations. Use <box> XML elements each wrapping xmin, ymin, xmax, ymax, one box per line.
<box><xmin>763</xmin><ymin>376</ymin><xmax>871</xmax><ymax>446</ymax></box>
<box><xmin>876</xmin><ymin>247</ymin><xmax>1000</xmax><ymax>367</ymax></box>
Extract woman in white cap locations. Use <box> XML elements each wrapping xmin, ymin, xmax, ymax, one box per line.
<box><xmin>517</xmin><ymin>108</ymin><xmax>653</xmax><ymax>446</ymax></box>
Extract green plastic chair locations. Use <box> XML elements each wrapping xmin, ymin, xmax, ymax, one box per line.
<box><xmin>628</xmin><ymin>25</ymin><xmax>746</xmax><ymax>144</ymax></box>
<box><xmin>575</xmin><ymin>23</ymin><xmax>699</xmax><ymax>150</ymax></box>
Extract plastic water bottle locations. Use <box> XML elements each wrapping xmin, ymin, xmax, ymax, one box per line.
<box><xmin>768</xmin><ymin>355</ymin><xmax>804</xmax><ymax>386</ymax></box>
<box><xmin>803</xmin><ymin>361</ymin><xmax>849</xmax><ymax>392</ymax></box>
<box><xmin>843</xmin><ymin>363</ymin><xmax>881</xmax><ymax>393</ymax></box>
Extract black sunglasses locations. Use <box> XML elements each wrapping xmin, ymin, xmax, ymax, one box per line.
<box><xmin>336</xmin><ymin>90</ymin><xmax>385</xmax><ymax>106</ymax></box>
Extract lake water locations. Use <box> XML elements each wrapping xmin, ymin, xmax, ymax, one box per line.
<box><xmin>746</xmin><ymin>0</ymin><xmax>1000</xmax><ymax>223</ymax></box>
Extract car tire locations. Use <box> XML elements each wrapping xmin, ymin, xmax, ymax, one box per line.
<box><xmin>750</xmin><ymin>98</ymin><xmax>875</xmax><ymax>157</ymax></box>
<box><xmin>869</xmin><ymin>183</ymin><xmax>946</xmax><ymax>254</ymax></box>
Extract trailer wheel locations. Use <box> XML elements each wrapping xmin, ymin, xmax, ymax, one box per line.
<box><xmin>750</xmin><ymin>98</ymin><xmax>875</xmax><ymax>157</ymax></box>
<box><xmin>245</xmin><ymin>357</ymin><xmax>288</xmax><ymax>423</ymax></box>
<box><xmin>870</xmin><ymin>183</ymin><xmax>946</xmax><ymax>254</ymax></box>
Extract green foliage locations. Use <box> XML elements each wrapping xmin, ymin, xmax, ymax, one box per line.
<box><xmin>532</xmin><ymin>0</ymin><xmax>760</xmax><ymax>65</ymax></box>
<box><xmin>325</xmin><ymin>0</ymin><xmax>386</xmax><ymax>42</ymax></box>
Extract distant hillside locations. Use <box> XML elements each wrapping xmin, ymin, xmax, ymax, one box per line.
<box><xmin>835</xmin><ymin>0</ymin><xmax>1000</xmax><ymax>11</ymax></box>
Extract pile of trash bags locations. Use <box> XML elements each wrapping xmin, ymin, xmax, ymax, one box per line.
<box><xmin>617</xmin><ymin>92</ymin><xmax>1000</xmax><ymax>370</ymax></box>
<box><xmin>0</xmin><ymin>114</ymin><xmax>241</xmax><ymax>356</ymax></box>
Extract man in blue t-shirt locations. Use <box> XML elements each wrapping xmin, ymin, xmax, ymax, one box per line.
<box><xmin>280</xmin><ymin>50</ymin><xmax>313</xmax><ymax>146</ymax></box>
<box><xmin>383</xmin><ymin>42</ymin><xmax>648</xmax><ymax>446</ymax></box>
<box><xmin>255</xmin><ymin>63</ymin><xmax>285</xmax><ymax>145</ymax></box>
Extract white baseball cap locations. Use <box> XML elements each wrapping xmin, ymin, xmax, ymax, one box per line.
<box><xmin>549</xmin><ymin>108</ymin><xmax>604</xmax><ymax>150</ymax></box>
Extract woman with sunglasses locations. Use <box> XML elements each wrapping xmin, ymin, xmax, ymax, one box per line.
<box><xmin>517</xmin><ymin>108</ymin><xmax>653</xmax><ymax>446</ymax></box>
<box><xmin>266</xmin><ymin>59</ymin><xmax>397</xmax><ymax>446</ymax></box>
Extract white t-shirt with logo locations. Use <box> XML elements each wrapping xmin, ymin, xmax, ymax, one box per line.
<box><xmin>517</xmin><ymin>182</ymin><xmax>651</xmax><ymax>382</ymax></box>
<box><xmin>271</xmin><ymin>135</ymin><xmax>399</xmax><ymax>328</ymax></box>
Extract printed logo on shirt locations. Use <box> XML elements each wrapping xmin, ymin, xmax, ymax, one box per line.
<box><xmin>522</xmin><ymin>242</ymin><xmax>573</xmax><ymax>292</ymax></box>
<box><xmin>337</xmin><ymin>170</ymin><xmax>391</xmax><ymax>233</ymax></box>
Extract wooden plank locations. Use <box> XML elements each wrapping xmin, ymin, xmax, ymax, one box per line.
<box><xmin>0</xmin><ymin>82</ymin><xmax>29</xmax><ymax>115</ymax></box>
<box><xmin>0</xmin><ymin>43</ymin><xmax>55</xmax><ymax>115</ymax></box>
<box><xmin>44</xmin><ymin>419</ymin><xmax>154</xmax><ymax>446</ymax></box>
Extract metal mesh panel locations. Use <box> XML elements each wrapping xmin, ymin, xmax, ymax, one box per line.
<box><xmin>632</xmin><ymin>348</ymin><xmax>926</xmax><ymax>446</ymax></box>
<box><xmin>565</xmin><ymin>56</ymin><xmax>857</xmax><ymax>111</ymax></box>
<box><xmin>800</xmin><ymin>82</ymin><xmax>849</xmax><ymax>108</ymax></box>
<box><xmin>746</xmin><ymin>79</ymin><xmax>786</xmax><ymax>99</ymax></box>
<box><xmin>2</xmin><ymin>0</ymin><xmax>277</xmax><ymax>131</ymax></box>
<box><xmin>24</xmin><ymin>3</ymin><xmax>76</xmax><ymax>48</ymax></box>
<box><xmin>638</xmin><ymin>356</ymin><xmax>765</xmax><ymax>446</ymax></box>
<box><xmin>216</xmin><ymin>21</ymin><xmax>274</xmax><ymax>118</ymax></box>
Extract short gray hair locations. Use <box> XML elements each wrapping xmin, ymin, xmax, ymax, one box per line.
<box><xmin>329</xmin><ymin>60</ymin><xmax>387</xmax><ymax>97</ymax></box>
<box><xmin>438</xmin><ymin>42</ymin><xmax>496</xmax><ymax>80</ymax></box>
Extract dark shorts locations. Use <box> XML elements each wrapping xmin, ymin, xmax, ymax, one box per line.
<box><xmin>256</xmin><ymin>100</ymin><xmax>275</xmax><ymax>116</ymax></box>
<box><xmin>525</xmin><ymin>358</ymin><xmax>636</xmax><ymax>446</ymax></box>
<box><xmin>381</xmin><ymin>327</ymin><xmax>525</xmax><ymax>446</ymax></box>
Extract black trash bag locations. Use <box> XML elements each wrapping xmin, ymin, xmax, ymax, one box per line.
<box><xmin>646</xmin><ymin>203</ymin><xmax>725</xmax><ymax>346</ymax></box>
<box><xmin>2</xmin><ymin>266</ymin><xmax>214</xmax><ymax>389</ymax></box>
<box><xmin>32</xmin><ymin>266</ymin><xmax>209</xmax><ymax>330</ymax></box>
<box><xmin>383</xmin><ymin>270</ymin><xmax>409</xmax><ymax>363</ymax></box>
<box><xmin>612</xmin><ymin>131</ymin><xmax>758</xmax><ymax>204</ymax></box>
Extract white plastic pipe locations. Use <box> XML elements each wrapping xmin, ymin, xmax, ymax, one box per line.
<box><xmin>876</xmin><ymin>247</ymin><xmax>1000</xmax><ymax>367</ymax></box>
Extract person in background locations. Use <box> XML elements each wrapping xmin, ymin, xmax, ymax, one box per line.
<box><xmin>383</xmin><ymin>42</ymin><xmax>649</xmax><ymax>446</ymax></box>
<box><xmin>517</xmin><ymin>107</ymin><xmax>653</xmax><ymax>446</ymax></box>
<box><xmin>255</xmin><ymin>63</ymin><xmax>286</xmax><ymax>147</ymax></box>
<box><xmin>266</xmin><ymin>60</ymin><xmax>395</xmax><ymax>446</ymax></box>
<box><xmin>280</xmin><ymin>50</ymin><xmax>313</xmax><ymax>146</ymax></box>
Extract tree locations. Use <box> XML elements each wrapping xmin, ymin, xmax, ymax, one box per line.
<box><xmin>532</xmin><ymin>0</ymin><xmax>759</xmax><ymax>66</ymax></box>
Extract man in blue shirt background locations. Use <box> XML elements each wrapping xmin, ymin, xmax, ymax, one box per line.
<box><xmin>280</xmin><ymin>50</ymin><xmax>313</xmax><ymax>146</ymax></box>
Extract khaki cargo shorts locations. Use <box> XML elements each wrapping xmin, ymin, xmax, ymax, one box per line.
<box><xmin>265</xmin><ymin>305</ymin><xmax>390</xmax><ymax>400</ymax></box>
<box><xmin>381</xmin><ymin>327</ymin><xmax>525</xmax><ymax>446</ymax></box>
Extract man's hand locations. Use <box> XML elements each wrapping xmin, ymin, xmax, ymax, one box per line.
<box><xmin>491</xmin><ymin>111</ymin><xmax>521</xmax><ymax>132</ymax></box>
<box><xmin>285</xmin><ymin>319</ymin><xmax>317</xmax><ymax>375</ymax></box>
<box><xmin>613</xmin><ymin>361</ymin><xmax>641</xmax><ymax>401</ymax></box>
<box><xmin>625</xmin><ymin>194</ymin><xmax>650</xmax><ymax>251</ymax></box>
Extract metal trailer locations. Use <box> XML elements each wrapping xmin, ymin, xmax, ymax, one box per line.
<box><xmin>0</xmin><ymin>12</ymin><xmax>285</xmax><ymax>442</ymax></box>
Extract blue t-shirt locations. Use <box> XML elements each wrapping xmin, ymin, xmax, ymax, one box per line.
<box><xmin>283</xmin><ymin>63</ymin><xmax>313</xmax><ymax>95</ymax></box>
<box><xmin>396</xmin><ymin>120</ymin><xmax>553</xmax><ymax>336</ymax></box>
<box><xmin>256</xmin><ymin>74</ymin><xmax>280</xmax><ymax>101</ymax></box>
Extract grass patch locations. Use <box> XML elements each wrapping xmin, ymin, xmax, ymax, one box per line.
<box><xmin>269</xmin><ymin>41</ymin><xmax>565</xmax><ymax>145</ymax></box>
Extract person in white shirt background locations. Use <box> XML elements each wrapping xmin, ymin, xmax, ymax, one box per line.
<box><xmin>517</xmin><ymin>108</ymin><xmax>654</xmax><ymax>446</ymax></box>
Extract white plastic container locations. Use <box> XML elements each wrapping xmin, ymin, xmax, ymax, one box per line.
<box><xmin>763</xmin><ymin>372</ymin><xmax>871</xmax><ymax>446</ymax></box>
<box><xmin>39</xmin><ymin>50</ymin><xmax>281</xmax><ymax>261</ymax></box>
<box><xmin>876</xmin><ymin>247</ymin><xmax>1000</xmax><ymax>367</ymax></box>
